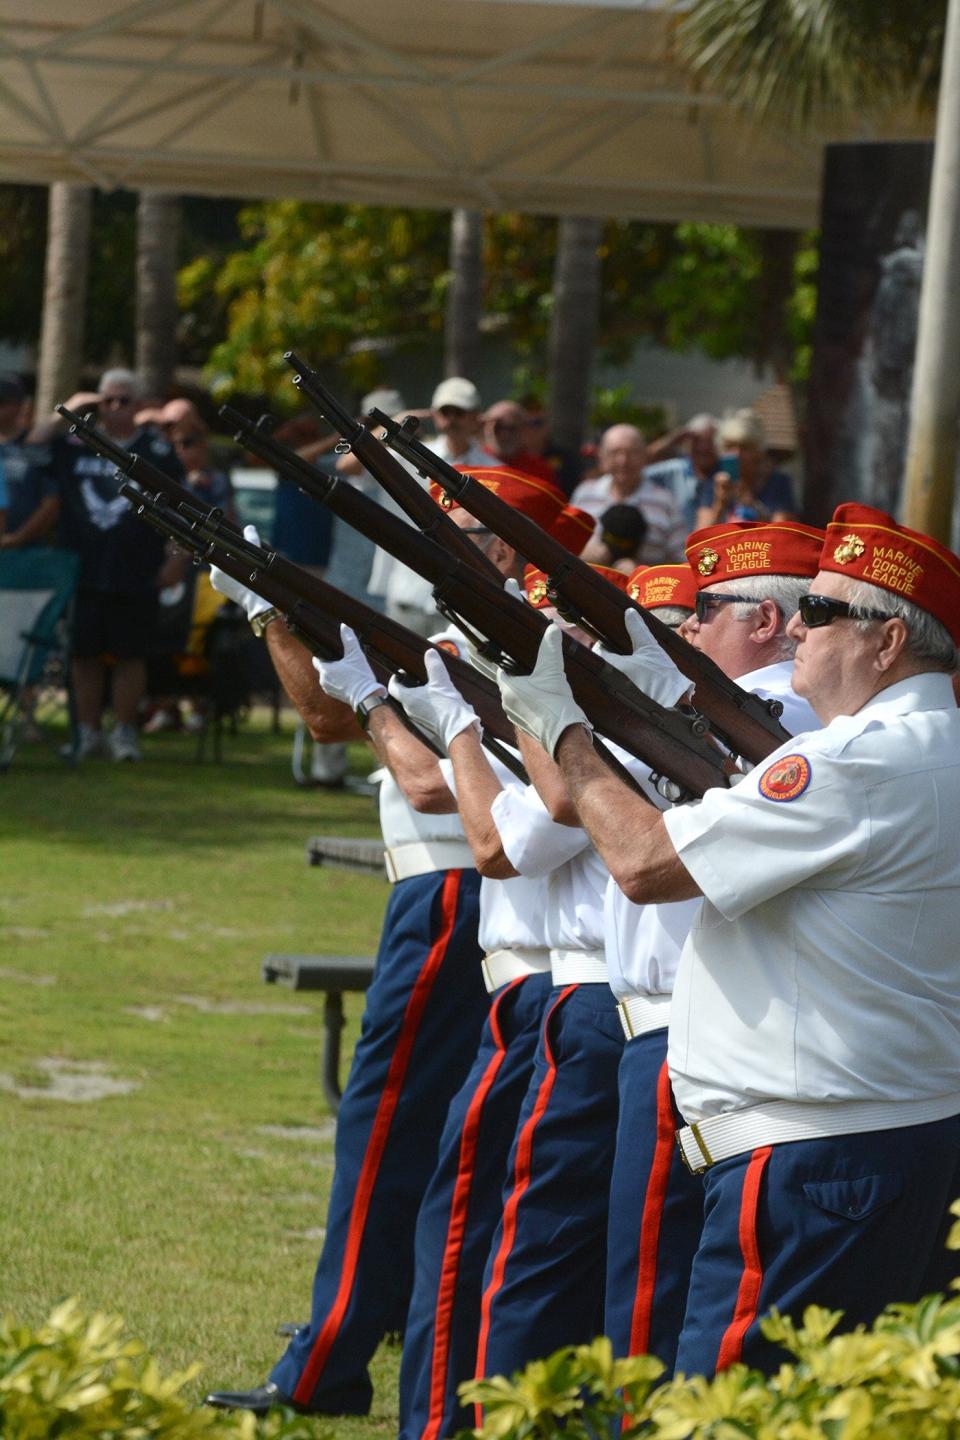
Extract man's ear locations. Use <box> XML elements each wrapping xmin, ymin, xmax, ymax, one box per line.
<box><xmin>488</xmin><ymin>536</ymin><xmax>518</xmax><ymax>577</ymax></box>
<box><xmin>749</xmin><ymin>597</ymin><xmax>782</xmax><ymax>646</ymax></box>
<box><xmin>874</xmin><ymin>617</ymin><xmax>910</xmax><ymax>674</ymax></box>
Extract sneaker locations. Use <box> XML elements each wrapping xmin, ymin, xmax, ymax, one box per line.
<box><xmin>143</xmin><ymin>707</ymin><xmax>180</xmax><ymax>734</ymax></box>
<box><xmin>110</xmin><ymin>724</ymin><xmax>142</xmax><ymax>762</ymax></box>
<box><xmin>72</xmin><ymin>725</ymin><xmax>108</xmax><ymax>760</ymax></box>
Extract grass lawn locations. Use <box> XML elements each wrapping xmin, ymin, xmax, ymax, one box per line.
<box><xmin>1</xmin><ymin>714</ymin><xmax>403</xmax><ymax>1437</ymax></box>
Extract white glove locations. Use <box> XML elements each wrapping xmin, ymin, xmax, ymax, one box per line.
<box><xmin>312</xmin><ymin>624</ymin><xmax>383</xmax><ymax>709</ymax></box>
<box><xmin>208</xmin><ymin>524</ymin><xmax>272</xmax><ymax>622</ymax></box>
<box><xmin>496</xmin><ymin>624</ymin><xmax>591</xmax><ymax>759</ymax></box>
<box><xmin>389</xmin><ymin>649</ymin><xmax>479</xmax><ymax>751</ymax></box>
<box><xmin>595</xmin><ymin>607</ymin><xmax>692</xmax><ymax>709</ymax></box>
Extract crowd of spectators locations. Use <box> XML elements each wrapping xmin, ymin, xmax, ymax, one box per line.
<box><xmin>0</xmin><ymin>362</ymin><xmax>798</xmax><ymax>765</ymax></box>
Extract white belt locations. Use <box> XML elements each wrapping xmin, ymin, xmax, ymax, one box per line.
<box><xmin>549</xmin><ymin>948</ymin><xmax>608</xmax><ymax>985</ymax></box>
<box><xmin>481</xmin><ymin>947</ymin><xmax>551</xmax><ymax>994</ymax></box>
<box><xmin>676</xmin><ymin>1091</ymin><xmax>960</xmax><ymax>1176</ymax></box>
<box><xmin>384</xmin><ymin>840</ymin><xmax>475</xmax><ymax>883</ymax></box>
<box><xmin>617</xmin><ymin>992</ymin><xmax>671</xmax><ymax>1040</ymax></box>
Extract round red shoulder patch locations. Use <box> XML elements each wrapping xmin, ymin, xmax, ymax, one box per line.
<box><xmin>758</xmin><ymin>753</ymin><xmax>811</xmax><ymax>802</ymax></box>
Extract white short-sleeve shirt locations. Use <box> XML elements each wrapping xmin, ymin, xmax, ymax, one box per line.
<box><xmin>605</xmin><ymin>659</ymin><xmax>818</xmax><ymax>1000</ymax></box>
<box><xmin>662</xmin><ymin>672</ymin><xmax>960</xmax><ymax>1121</ymax></box>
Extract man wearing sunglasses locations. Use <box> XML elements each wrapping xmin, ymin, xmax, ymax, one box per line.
<box><xmin>495</xmin><ymin>502</ymin><xmax>960</xmax><ymax>1378</ymax></box>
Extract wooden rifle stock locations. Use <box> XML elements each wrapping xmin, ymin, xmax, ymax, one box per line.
<box><xmin>371</xmin><ymin>409</ymin><xmax>793</xmax><ymax>766</ymax></box>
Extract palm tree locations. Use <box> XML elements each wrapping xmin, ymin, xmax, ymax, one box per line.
<box><xmin>35</xmin><ymin>183</ymin><xmax>92</xmax><ymax>417</ymax></box>
<box><xmin>444</xmin><ymin>208</ymin><xmax>483</xmax><ymax>379</ymax></box>
<box><xmin>547</xmin><ymin>216</ymin><xmax>603</xmax><ymax>456</ymax></box>
<box><xmin>675</xmin><ymin>0</ymin><xmax>945</xmax><ymax>128</ymax></box>
<box><xmin>136</xmin><ymin>191</ymin><xmax>181</xmax><ymax>402</ymax></box>
<box><xmin>677</xmin><ymin>0</ymin><xmax>958</xmax><ymax>540</ymax></box>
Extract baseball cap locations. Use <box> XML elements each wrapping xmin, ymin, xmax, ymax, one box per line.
<box><xmin>431</xmin><ymin>377</ymin><xmax>482</xmax><ymax>412</ymax></box>
<box><xmin>362</xmin><ymin>388</ymin><xmax>405</xmax><ymax>415</ymax></box>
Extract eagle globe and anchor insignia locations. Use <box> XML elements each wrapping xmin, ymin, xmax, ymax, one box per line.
<box><xmin>833</xmin><ymin>533</ymin><xmax>865</xmax><ymax>565</ymax></box>
<box><xmin>758</xmin><ymin>753</ymin><xmax>812</xmax><ymax>802</ymax></box>
<box><xmin>697</xmin><ymin>548</ymin><xmax>720</xmax><ymax>576</ymax></box>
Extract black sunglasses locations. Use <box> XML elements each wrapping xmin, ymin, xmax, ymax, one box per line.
<box><xmin>798</xmin><ymin>594</ymin><xmax>894</xmax><ymax>628</ymax></box>
<box><xmin>101</xmin><ymin>394</ymin><xmax>133</xmax><ymax>408</ymax></box>
<box><xmin>694</xmin><ymin>592</ymin><xmax>756</xmax><ymax>622</ymax></box>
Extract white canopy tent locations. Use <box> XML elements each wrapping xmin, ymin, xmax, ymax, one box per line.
<box><xmin>0</xmin><ymin>0</ymin><xmax>931</xmax><ymax>227</ymax></box>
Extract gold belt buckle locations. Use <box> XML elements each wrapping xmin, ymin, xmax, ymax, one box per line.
<box><xmin>676</xmin><ymin>1121</ymin><xmax>713</xmax><ymax>1175</ymax></box>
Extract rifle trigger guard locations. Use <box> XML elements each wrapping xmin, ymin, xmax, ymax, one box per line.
<box><xmin>334</xmin><ymin>439</ymin><xmax>351</xmax><ymax>455</ymax></box>
<box><xmin>652</xmin><ymin>774</ymin><xmax>689</xmax><ymax>805</ymax></box>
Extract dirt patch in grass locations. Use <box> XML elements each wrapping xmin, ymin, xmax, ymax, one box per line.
<box><xmin>0</xmin><ymin>1057</ymin><xmax>140</xmax><ymax>1102</ymax></box>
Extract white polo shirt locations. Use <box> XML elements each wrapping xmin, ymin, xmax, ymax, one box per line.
<box><xmin>605</xmin><ymin>659</ymin><xmax>818</xmax><ymax>1001</ymax></box>
<box><xmin>663</xmin><ymin>671</ymin><xmax>960</xmax><ymax>1123</ymax></box>
<box><xmin>438</xmin><ymin>755</ymin><xmax>554</xmax><ymax>955</ymax></box>
<box><xmin>492</xmin><ymin>785</ymin><xmax>606</xmax><ymax>953</ymax></box>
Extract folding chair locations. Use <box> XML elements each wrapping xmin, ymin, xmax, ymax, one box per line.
<box><xmin>0</xmin><ymin>548</ymin><xmax>80</xmax><ymax>771</ymax></box>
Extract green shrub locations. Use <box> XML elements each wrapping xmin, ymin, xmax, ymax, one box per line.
<box><xmin>457</xmin><ymin>1201</ymin><xmax>960</xmax><ymax>1439</ymax></box>
<box><xmin>0</xmin><ymin>1299</ymin><xmax>331</xmax><ymax>1439</ymax></box>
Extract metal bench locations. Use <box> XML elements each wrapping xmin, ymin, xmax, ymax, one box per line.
<box><xmin>263</xmin><ymin>952</ymin><xmax>376</xmax><ymax>1112</ymax></box>
<box><xmin>305</xmin><ymin>835</ymin><xmax>386</xmax><ymax>873</ymax></box>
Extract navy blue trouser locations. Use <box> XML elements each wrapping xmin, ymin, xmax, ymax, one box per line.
<box><xmin>603</xmin><ymin>1028</ymin><xmax>704</xmax><ymax>1375</ymax></box>
<box><xmin>398</xmin><ymin>970</ymin><xmax>553</xmax><ymax>1440</ymax></box>
<box><xmin>675</xmin><ymin>1112</ymin><xmax>960</xmax><ymax>1377</ymax></box>
<box><xmin>270</xmin><ymin>867</ymin><xmax>486</xmax><ymax>1413</ymax></box>
<box><xmin>473</xmin><ymin>982</ymin><xmax>625</xmax><ymax>1408</ymax></box>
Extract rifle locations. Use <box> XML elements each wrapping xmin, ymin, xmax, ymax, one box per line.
<box><xmin>284</xmin><ymin>351</ymin><xmax>498</xmax><ymax>580</ymax></box>
<box><xmin>365</xmin><ymin>404</ymin><xmax>792</xmax><ymax>766</ymax></box>
<box><xmin>206</xmin><ymin>408</ymin><xmax>731</xmax><ymax>799</ymax></box>
<box><xmin>55</xmin><ymin>406</ymin><xmax>523</xmax><ymax>774</ymax></box>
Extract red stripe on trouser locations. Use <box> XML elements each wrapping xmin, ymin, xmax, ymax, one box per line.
<box><xmin>293</xmin><ymin>870</ymin><xmax>465</xmax><ymax>1405</ymax></box>
<box><xmin>715</xmin><ymin>1145</ymin><xmax>772</xmax><ymax>1371</ymax></box>
<box><xmin>420</xmin><ymin>977</ymin><xmax>524</xmax><ymax>1440</ymax></box>
<box><xmin>473</xmin><ymin>984</ymin><xmax>577</xmax><ymax>1429</ymax></box>
<box><xmin>626</xmin><ymin>1059</ymin><xmax>676</xmax><ymax>1359</ymax></box>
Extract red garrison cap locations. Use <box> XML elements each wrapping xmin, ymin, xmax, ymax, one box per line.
<box><xmin>627</xmin><ymin>563</ymin><xmax>698</xmax><ymax>613</ymax></box>
<box><xmin>430</xmin><ymin>464</ymin><xmax>567</xmax><ymax>532</ymax></box>
<box><xmin>524</xmin><ymin>563</ymin><xmax>630</xmax><ymax>609</ymax></box>
<box><xmin>550</xmin><ymin>505</ymin><xmax>595</xmax><ymax>556</ymax></box>
<box><xmin>685</xmin><ymin>520</ymin><xmax>825</xmax><ymax>588</ymax></box>
<box><xmin>819</xmin><ymin>503</ymin><xmax>960</xmax><ymax>643</ymax></box>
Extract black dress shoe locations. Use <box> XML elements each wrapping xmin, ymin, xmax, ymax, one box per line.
<box><xmin>203</xmin><ymin>1382</ymin><xmax>288</xmax><ymax>1415</ymax></box>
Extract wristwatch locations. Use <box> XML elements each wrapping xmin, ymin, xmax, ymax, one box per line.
<box><xmin>250</xmin><ymin>606</ymin><xmax>281</xmax><ymax>638</ymax></box>
<box><xmin>355</xmin><ymin>692</ymin><xmax>391</xmax><ymax>731</ymax></box>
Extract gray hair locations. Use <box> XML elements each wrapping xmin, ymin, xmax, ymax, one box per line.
<box><xmin>708</xmin><ymin>574</ymin><xmax>810</xmax><ymax>659</ymax></box>
<box><xmin>840</xmin><ymin>577</ymin><xmax>957</xmax><ymax>671</ymax></box>
<box><xmin>650</xmin><ymin>604</ymin><xmax>693</xmax><ymax>628</ymax></box>
<box><xmin>98</xmin><ymin>367</ymin><xmax>142</xmax><ymax>397</ymax></box>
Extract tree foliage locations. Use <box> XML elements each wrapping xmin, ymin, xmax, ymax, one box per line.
<box><xmin>178</xmin><ymin>204</ymin><xmax>816</xmax><ymax>406</ymax></box>
<box><xmin>178</xmin><ymin>200</ymin><xmax>451</xmax><ymax>402</ymax></box>
<box><xmin>676</xmin><ymin>0</ymin><xmax>947</xmax><ymax>129</ymax></box>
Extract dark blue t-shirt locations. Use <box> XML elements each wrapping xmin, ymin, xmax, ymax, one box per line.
<box><xmin>55</xmin><ymin>427</ymin><xmax>185</xmax><ymax>594</ymax></box>
<box><xmin>1</xmin><ymin>432</ymin><xmax>58</xmax><ymax>535</ymax></box>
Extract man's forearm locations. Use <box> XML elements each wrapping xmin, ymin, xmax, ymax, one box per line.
<box><xmin>447</xmin><ymin>726</ymin><xmax>517</xmax><ymax>877</ymax></box>
<box><xmin>367</xmin><ymin>705</ymin><xmax>458</xmax><ymax>813</ymax></box>
<box><xmin>554</xmin><ymin>723</ymin><xmax>699</xmax><ymax>904</ymax></box>
<box><xmin>266</xmin><ymin>620</ymin><xmax>362</xmax><ymax>742</ymax></box>
<box><xmin>516</xmin><ymin>730</ymin><xmax>579</xmax><ymax>826</ymax></box>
